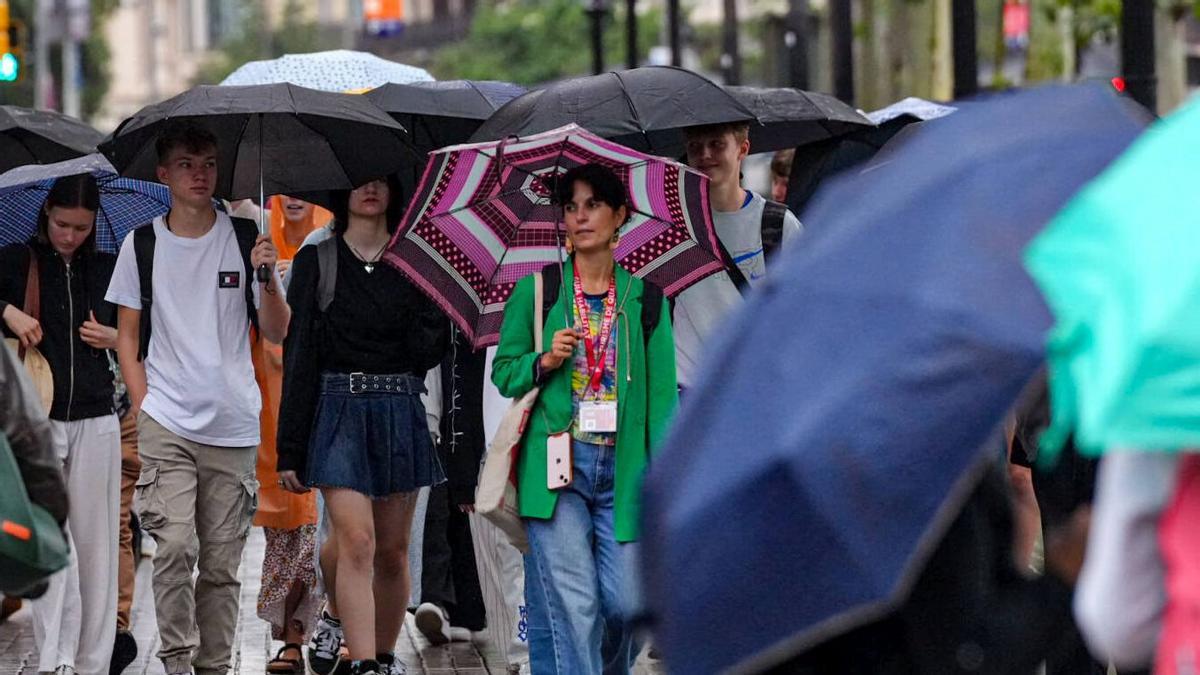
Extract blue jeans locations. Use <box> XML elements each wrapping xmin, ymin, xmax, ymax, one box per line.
<box><xmin>524</xmin><ymin>440</ymin><xmax>642</xmax><ymax>675</ymax></box>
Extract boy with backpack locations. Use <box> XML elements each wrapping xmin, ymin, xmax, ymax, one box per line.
<box><xmin>675</xmin><ymin>122</ymin><xmax>804</xmax><ymax>391</ymax></box>
<box><xmin>105</xmin><ymin>121</ymin><xmax>290</xmax><ymax>675</ymax></box>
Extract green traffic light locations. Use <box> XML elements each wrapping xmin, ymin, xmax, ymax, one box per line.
<box><xmin>0</xmin><ymin>52</ymin><xmax>17</xmax><ymax>82</ymax></box>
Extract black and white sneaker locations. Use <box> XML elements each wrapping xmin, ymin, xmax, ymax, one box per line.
<box><xmin>414</xmin><ymin>602</ymin><xmax>451</xmax><ymax>645</ymax></box>
<box><xmin>376</xmin><ymin>653</ymin><xmax>407</xmax><ymax>675</ymax></box>
<box><xmin>307</xmin><ymin>611</ymin><xmax>344</xmax><ymax>675</ymax></box>
<box><xmin>350</xmin><ymin>660</ymin><xmax>381</xmax><ymax>675</ymax></box>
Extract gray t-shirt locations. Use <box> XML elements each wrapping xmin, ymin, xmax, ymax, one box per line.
<box><xmin>672</xmin><ymin>190</ymin><xmax>802</xmax><ymax>387</ymax></box>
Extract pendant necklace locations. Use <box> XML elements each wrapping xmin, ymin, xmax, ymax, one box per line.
<box><xmin>348</xmin><ymin>239</ymin><xmax>388</xmax><ymax>273</ymax></box>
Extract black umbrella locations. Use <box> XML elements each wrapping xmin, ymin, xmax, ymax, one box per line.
<box><xmin>469</xmin><ymin>66</ymin><xmax>756</xmax><ymax>157</ymax></box>
<box><xmin>784</xmin><ymin>98</ymin><xmax>958</xmax><ymax>218</ymax></box>
<box><xmin>0</xmin><ymin>105</ymin><xmax>104</xmax><ymax>173</ymax></box>
<box><xmin>726</xmin><ymin>86</ymin><xmax>874</xmax><ymax>154</ymax></box>
<box><xmin>99</xmin><ymin>83</ymin><xmax>413</xmax><ymax>201</ymax></box>
<box><xmin>365</xmin><ymin>80</ymin><xmax>526</xmax><ymax>154</ymax></box>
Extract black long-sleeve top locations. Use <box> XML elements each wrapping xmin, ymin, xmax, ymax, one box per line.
<box><xmin>436</xmin><ymin>327</ymin><xmax>488</xmax><ymax>505</ymax></box>
<box><xmin>0</xmin><ymin>241</ymin><xmax>117</xmax><ymax>421</ymax></box>
<box><xmin>277</xmin><ymin>236</ymin><xmax>449</xmax><ymax>473</ymax></box>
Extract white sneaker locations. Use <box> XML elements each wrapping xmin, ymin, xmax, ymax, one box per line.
<box><xmin>308</xmin><ymin>611</ymin><xmax>344</xmax><ymax>675</ymax></box>
<box><xmin>447</xmin><ymin>626</ymin><xmax>473</xmax><ymax>642</ymax></box>
<box><xmin>140</xmin><ymin>533</ymin><xmax>157</xmax><ymax>559</ymax></box>
<box><xmin>414</xmin><ymin>602</ymin><xmax>451</xmax><ymax>645</ymax></box>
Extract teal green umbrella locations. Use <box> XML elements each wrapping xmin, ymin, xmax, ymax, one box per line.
<box><xmin>1026</xmin><ymin>96</ymin><xmax>1200</xmax><ymax>459</ymax></box>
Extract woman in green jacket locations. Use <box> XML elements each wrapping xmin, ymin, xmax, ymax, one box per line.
<box><xmin>492</xmin><ymin>163</ymin><xmax>677</xmax><ymax>675</ymax></box>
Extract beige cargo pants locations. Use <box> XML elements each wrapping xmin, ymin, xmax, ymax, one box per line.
<box><xmin>135</xmin><ymin>412</ymin><xmax>258</xmax><ymax>675</ymax></box>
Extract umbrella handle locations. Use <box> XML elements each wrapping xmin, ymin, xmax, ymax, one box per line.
<box><xmin>256</xmin><ymin>264</ymin><xmax>271</xmax><ymax>283</ymax></box>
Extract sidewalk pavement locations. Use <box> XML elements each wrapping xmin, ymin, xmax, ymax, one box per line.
<box><xmin>1</xmin><ymin>528</ymin><xmax>664</xmax><ymax>675</ymax></box>
<box><xmin>0</xmin><ymin>528</ymin><xmax>511</xmax><ymax>674</ymax></box>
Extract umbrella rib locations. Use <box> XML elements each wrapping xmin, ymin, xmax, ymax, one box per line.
<box><xmin>481</xmin><ymin>140</ymin><xmax>571</xmax><ymax>292</ymax></box>
<box><xmin>610</xmin><ymin>71</ymin><xmax>653</xmax><ymax>152</ymax></box>
<box><xmin>226</xmin><ymin>113</ymin><xmax>255</xmax><ymax>198</ymax></box>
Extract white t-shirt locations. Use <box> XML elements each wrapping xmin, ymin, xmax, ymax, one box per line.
<box><xmin>106</xmin><ymin>213</ymin><xmax>263</xmax><ymax>447</ymax></box>
<box><xmin>672</xmin><ymin>191</ymin><xmax>803</xmax><ymax>388</ymax></box>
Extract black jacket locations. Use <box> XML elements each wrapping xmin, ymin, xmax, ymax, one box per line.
<box><xmin>436</xmin><ymin>327</ymin><xmax>487</xmax><ymax>505</ymax></box>
<box><xmin>0</xmin><ymin>241</ymin><xmax>117</xmax><ymax>422</ymax></box>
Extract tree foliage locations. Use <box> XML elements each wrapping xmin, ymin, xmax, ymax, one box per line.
<box><xmin>433</xmin><ymin>0</ymin><xmax>664</xmax><ymax>85</ymax></box>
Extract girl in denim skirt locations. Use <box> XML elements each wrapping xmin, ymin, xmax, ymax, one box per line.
<box><xmin>276</xmin><ymin>176</ymin><xmax>449</xmax><ymax>675</ymax></box>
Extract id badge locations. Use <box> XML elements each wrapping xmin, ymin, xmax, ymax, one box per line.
<box><xmin>547</xmin><ymin>432</ymin><xmax>573</xmax><ymax>490</ymax></box>
<box><xmin>578</xmin><ymin>401</ymin><xmax>618</xmax><ymax>434</ymax></box>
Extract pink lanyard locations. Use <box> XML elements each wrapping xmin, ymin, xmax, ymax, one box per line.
<box><xmin>572</xmin><ymin>266</ymin><xmax>616</xmax><ymax>393</ymax></box>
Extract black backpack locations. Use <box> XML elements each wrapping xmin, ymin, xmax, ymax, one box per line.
<box><xmin>133</xmin><ymin>216</ymin><xmax>260</xmax><ymax>361</ymax></box>
<box><xmin>719</xmin><ymin>199</ymin><xmax>788</xmax><ymax>295</ymax></box>
<box><xmin>539</xmin><ymin>263</ymin><xmax>664</xmax><ymax>344</ymax></box>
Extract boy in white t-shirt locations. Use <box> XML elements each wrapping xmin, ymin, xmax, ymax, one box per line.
<box><xmin>106</xmin><ymin>121</ymin><xmax>289</xmax><ymax>675</ymax></box>
<box><xmin>673</xmin><ymin>122</ymin><xmax>804</xmax><ymax>391</ymax></box>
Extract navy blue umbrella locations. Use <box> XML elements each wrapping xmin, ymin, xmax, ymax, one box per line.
<box><xmin>0</xmin><ymin>153</ymin><xmax>172</xmax><ymax>252</ymax></box>
<box><xmin>640</xmin><ymin>85</ymin><xmax>1150</xmax><ymax>674</ymax></box>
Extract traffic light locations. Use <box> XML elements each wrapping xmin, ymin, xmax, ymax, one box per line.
<box><xmin>0</xmin><ymin>0</ymin><xmax>21</xmax><ymax>83</ymax></box>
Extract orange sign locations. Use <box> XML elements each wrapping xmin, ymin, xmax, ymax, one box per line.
<box><xmin>364</xmin><ymin>0</ymin><xmax>404</xmax><ymax>22</ymax></box>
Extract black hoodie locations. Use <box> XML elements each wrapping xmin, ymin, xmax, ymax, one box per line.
<box><xmin>0</xmin><ymin>240</ymin><xmax>117</xmax><ymax>421</ymax></box>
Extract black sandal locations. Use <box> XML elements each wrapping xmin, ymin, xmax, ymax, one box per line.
<box><xmin>267</xmin><ymin>643</ymin><xmax>304</xmax><ymax>674</ymax></box>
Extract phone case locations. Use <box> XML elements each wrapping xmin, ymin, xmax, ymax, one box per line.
<box><xmin>547</xmin><ymin>432</ymin><xmax>573</xmax><ymax>490</ymax></box>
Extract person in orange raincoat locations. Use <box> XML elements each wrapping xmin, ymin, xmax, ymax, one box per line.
<box><xmin>253</xmin><ymin>195</ymin><xmax>332</xmax><ymax>674</ymax></box>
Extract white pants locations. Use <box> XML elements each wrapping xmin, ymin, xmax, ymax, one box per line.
<box><xmin>32</xmin><ymin>414</ymin><xmax>121</xmax><ymax>674</ymax></box>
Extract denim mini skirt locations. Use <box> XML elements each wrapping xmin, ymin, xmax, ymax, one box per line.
<box><xmin>305</xmin><ymin>372</ymin><xmax>445</xmax><ymax>498</ymax></box>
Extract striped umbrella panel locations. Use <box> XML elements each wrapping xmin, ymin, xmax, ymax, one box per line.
<box><xmin>385</xmin><ymin>124</ymin><xmax>725</xmax><ymax>348</ymax></box>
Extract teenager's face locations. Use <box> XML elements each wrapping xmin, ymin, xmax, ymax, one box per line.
<box><xmin>563</xmin><ymin>180</ymin><xmax>624</xmax><ymax>255</ymax></box>
<box><xmin>156</xmin><ymin>146</ymin><xmax>218</xmax><ymax>208</ymax></box>
<box><xmin>685</xmin><ymin>130</ymin><xmax>749</xmax><ymax>188</ymax></box>
<box><xmin>771</xmin><ymin>174</ymin><xmax>789</xmax><ymax>202</ymax></box>
<box><xmin>280</xmin><ymin>196</ymin><xmax>314</xmax><ymax>224</ymax></box>
<box><xmin>45</xmin><ymin>206</ymin><xmax>96</xmax><ymax>258</ymax></box>
<box><xmin>348</xmin><ymin>179</ymin><xmax>389</xmax><ymax>219</ymax></box>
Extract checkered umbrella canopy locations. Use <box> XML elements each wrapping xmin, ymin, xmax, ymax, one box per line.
<box><xmin>0</xmin><ymin>153</ymin><xmax>171</xmax><ymax>252</ymax></box>
<box><xmin>384</xmin><ymin>124</ymin><xmax>725</xmax><ymax>348</ymax></box>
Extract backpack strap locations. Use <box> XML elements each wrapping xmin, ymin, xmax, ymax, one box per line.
<box><xmin>539</xmin><ymin>262</ymin><xmax>562</xmax><ymax>326</ymax></box>
<box><xmin>639</xmin><ymin>280</ymin><xmax>663</xmax><ymax>343</ymax></box>
<box><xmin>760</xmin><ymin>199</ymin><xmax>788</xmax><ymax>265</ymax></box>
<box><xmin>316</xmin><ymin>236</ymin><xmax>338</xmax><ymax>313</ymax></box>
<box><xmin>229</xmin><ymin>217</ymin><xmax>261</xmax><ymax>335</ymax></box>
<box><xmin>132</xmin><ymin>226</ymin><xmax>156</xmax><ymax>362</ymax></box>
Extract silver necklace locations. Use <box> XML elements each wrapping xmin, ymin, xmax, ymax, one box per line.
<box><xmin>347</xmin><ymin>240</ymin><xmax>388</xmax><ymax>273</ymax></box>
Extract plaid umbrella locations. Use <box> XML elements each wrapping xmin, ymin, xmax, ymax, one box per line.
<box><xmin>384</xmin><ymin>124</ymin><xmax>725</xmax><ymax>348</ymax></box>
<box><xmin>0</xmin><ymin>153</ymin><xmax>171</xmax><ymax>252</ymax></box>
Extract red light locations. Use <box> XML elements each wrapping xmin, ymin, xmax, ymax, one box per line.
<box><xmin>1111</xmin><ymin>77</ymin><xmax>1127</xmax><ymax>92</ymax></box>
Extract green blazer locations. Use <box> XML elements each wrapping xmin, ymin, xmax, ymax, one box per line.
<box><xmin>491</xmin><ymin>259</ymin><xmax>678</xmax><ymax>542</ymax></box>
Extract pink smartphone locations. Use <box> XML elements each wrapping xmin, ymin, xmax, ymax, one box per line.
<box><xmin>547</xmin><ymin>432</ymin><xmax>573</xmax><ymax>490</ymax></box>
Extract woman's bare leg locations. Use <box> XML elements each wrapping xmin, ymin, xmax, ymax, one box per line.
<box><xmin>371</xmin><ymin>492</ymin><xmax>419</xmax><ymax>655</ymax></box>
<box><xmin>324</xmin><ymin>488</ymin><xmax>378</xmax><ymax>660</ymax></box>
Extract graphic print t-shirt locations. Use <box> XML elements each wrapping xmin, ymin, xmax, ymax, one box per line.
<box><xmin>570</xmin><ymin>293</ymin><xmax>618</xmax><ymax>445</ymax></box>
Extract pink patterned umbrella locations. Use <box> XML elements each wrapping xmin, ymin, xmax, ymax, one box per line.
<box><xmin>384</xmin><ymin>124</ymin><xmax>725</xmax><ymax>348</ymax></box>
